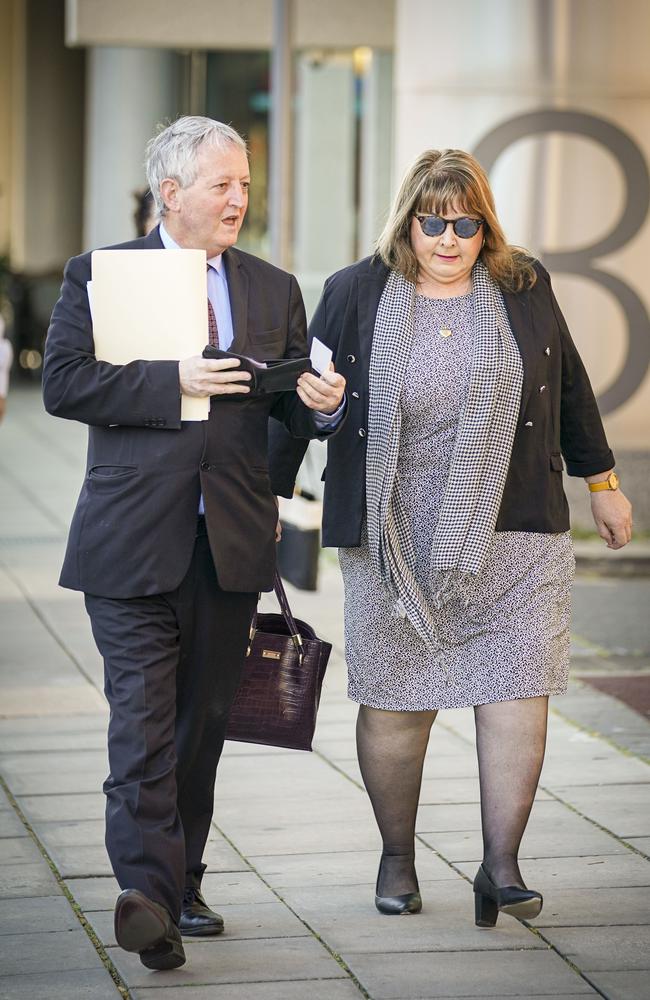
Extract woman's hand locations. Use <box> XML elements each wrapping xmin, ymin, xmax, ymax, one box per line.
<box><xmin>297</xmin><ymin>363</ymin><xmax>346</xmax><ymax>414</ymax></box>
<box><xmin>590</xmin><ymin>490</ymin><xmax>633</xmax><ymax>549</ymax></box>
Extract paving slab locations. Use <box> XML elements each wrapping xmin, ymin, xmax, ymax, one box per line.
<box><xmin>3</xmin><ymin>769</ymin><xmax>105</xmax><ymax>796</ymax></box>
<box><xmin>0</xmin><ymin>715</ymin><xmax>107</xmax><ymax>737</ymax></box>
<box><xmin>17</xmin><ymin>793</ymin><xmax>105</xmax><ymax>823</ymax></box>
<box><xmin>108</xmin><ymin>936</ymin><xmax>348</xmax><ymax>989</ymax></box>
<box><xmin>216</xmin><ymin>817</ymin><xmax>382</xmax><ymax>856</ymax></box>
<box><xmin>0</xmin><ymin>812</ymin><xmax>27</xmax><ymax>838</ymax></box>
<box><xmin>551</xmin><ymin>784</ymin><xmax>650</xmax><ymax>838</ymax></box>
<box><xmin>35</xmin><ymin>818</ymin><xmax>106</xmax><ymax>848</ymax></box>
<box><xmin>0</xmin><ymin>730</ymin><xmax>107</xmax><ymax>753</ymax></box>
<box><xmin>540</xmin><ymin>754</ymin><xmax>650</xmax><ymax>787</ymax></box>
<box><xmin>0</xmin><ymin>968</ymin><xmax>121</xmax><ymax>999</ymax></box>
<box><xmin>0</xmin><ymin>895</ymin><xmax>79</xmax><ymax>935</ymax></box>
<box><xmin>87</xmin><ymin>898</ymin><xmax>308</xmax><ymax>947</ymax></box>
<box><xmin>625</xmin><ymin>837</ymin><xmax>650</xmax><ymax>855</ymax></box>
<box><xmin>278</xmin><ymin>881</ymin><xmax>544</xmax><ymax>954</ymax></box>
<box><xmin>249</xmin><ymin>847</ymin><xmax>455</xmax><ymax>888</ymax></box>
<box><xmin>455</xmin><ymin>854</ymin><xmax>650</xmax><ymax>889</ymax></box>
<box><xmin>585</xmin><ymin>970</ymin><xmax>650</xmax><ymax>1000</ymax></box>
<box><xmin>534</xmin><ymin>886</ymin><xmax>650</xmax><ymax>926</ymax></box>
<box><xmin>541</xmin><ymin>925</ymin><xmax>650</xmax><ymax>972</ymax></box>
<box><xmin>0</xmin><ymin>750</ymin><xmax>108</xmax><ymax>777</ymax></box>
<box><xmin>344</xmin><ymin>947</ymin><xmax>595</xmax><ymax>998</ymax></box>
<box><xmin>130</xmin><ymin>982</ymin><xmax>364</xmax><ymax>1000</ymax></box>
<box><xmin>420</xmin><ymin>811</ymin><xmax>629</xmax><ymax>862</ymax></box>
<box><xmin>0</xmin><ymin>836</ymin><xmax>48</xmax><ymax>865</ymax></box>
<box><xmin>0</xmin><ymin>928</ymin><xmax>102</xmax><ymax>976</ymax></box>
<box><xmin>46</xmin><ymin>832</ymin><xmax>247</xmax><ymax>879</ymax></box>
<box><xmin>67</xmin><ymin>869</ymin><xmax>276</xmax><ymax>913</ymax></box>
<box><xmin>0</xmin><ymin>862</ymin><xmax>60</xmax><ymax>898</ymax></box>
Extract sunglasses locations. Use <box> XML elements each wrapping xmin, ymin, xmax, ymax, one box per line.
<box><xmin>416</xmin><ymin>214</ymin><xmax>484</xmax><ymax>239</ymax></box>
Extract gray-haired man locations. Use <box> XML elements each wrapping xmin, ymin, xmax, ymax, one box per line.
<box><xmin>43</xmin><ymin>117</ymin><xmax>345</xmax><ymax>970</ymax></box>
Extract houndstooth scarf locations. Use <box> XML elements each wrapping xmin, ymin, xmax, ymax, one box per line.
<box><xmin>365</xmin><ymin>260</ymin><xmax>523</xmax><ymax>650</ymax></box>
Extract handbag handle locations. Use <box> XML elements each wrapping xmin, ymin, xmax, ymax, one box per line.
<box><xmin>247</xmin><ymin>571</ymin><xmax>304</xmax><ymax>663</ymax></box>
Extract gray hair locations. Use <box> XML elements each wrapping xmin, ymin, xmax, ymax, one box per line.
<box><xmin>145</xmin><ymin>116</ymin><xmax>247</xmax><ymax>219</ymax></box>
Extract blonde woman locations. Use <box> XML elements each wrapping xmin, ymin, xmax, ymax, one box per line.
<box><xmin>270</xmin><ymin>149</ymin><xmax>632</xmax><ymax>925</ymax></box>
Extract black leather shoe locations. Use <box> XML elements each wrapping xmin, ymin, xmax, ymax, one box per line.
<box><xmin>473</xmin><ymin>864</ymin><xmax>543</xmax><ymax>927</ymax></box>
<box><xmin>179</xmin><ymin>887</ymin><xmax>225</xmax><ymax>937</ymax></box>
<box><xmin>374</xmin><ymin>853</ymin><xmax>422</xmax><ymax>916</ymax></box>
<box><xmin>114</xmin><ymin>889</ymin><xmax>186</xmax><ymax>970</ymax></box>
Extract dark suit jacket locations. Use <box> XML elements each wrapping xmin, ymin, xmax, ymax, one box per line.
<box><xmin>43</xmin><ymin>226</ymin><xmax>325</xmax><ymax>597</ymax></box>
<box><xmin>268</xmin><ymin>255</ymin><xmax>615</xmax><ymax>547</ymax></box>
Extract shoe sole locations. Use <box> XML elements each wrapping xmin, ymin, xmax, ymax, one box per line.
<box><xmin>115</xmin><ymin>897</ymin><xmax>168</xmax><ymax>953</ymax></box>
<box><xmin>500</xmin><ymin>897</ymin><xmax>543</xmax><ymax>920</ymax></box>
<box><xmin>140</xmin><ymin>937</ymin><xmax>186</xmax><ymax>971</ymax></box>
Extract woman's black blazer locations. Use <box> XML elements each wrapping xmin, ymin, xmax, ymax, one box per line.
<box><xmin>269</xmin><ymin>255</ymin><xmax>615</xmax><ymax>547</ymax></box>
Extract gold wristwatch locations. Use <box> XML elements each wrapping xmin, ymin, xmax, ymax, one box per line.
<box><xmin>588</xmin><ymin>471</ymin><xmax>619</xmax><ymax>493</ymax></box>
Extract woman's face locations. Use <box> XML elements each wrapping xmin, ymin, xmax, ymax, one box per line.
<box><xmin>409</xmin><ymin>202</ymin><xmax>484</xmax><ymax>288</ymax></box>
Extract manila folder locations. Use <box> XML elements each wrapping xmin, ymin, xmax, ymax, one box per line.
<box><xmin>90</xmin><ymin>248</ymin><xmax>209</xmax><ymax>421</ymax></box>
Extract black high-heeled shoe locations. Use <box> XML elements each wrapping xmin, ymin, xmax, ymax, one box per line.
<box><xmin>473</xmin><ymin>864</ymin><xmax>543</xmax><ymax>927</ymax></box>
<box><xmin>374</xmin><ymin>853</ymin><xmax>422</xmax><ymax>915</ymax></box>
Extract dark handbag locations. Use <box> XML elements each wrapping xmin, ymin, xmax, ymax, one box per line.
<box><xmin>225</xmin><ymin>572</ymin><xmax>332</xmax><ymax>751</ymax></box>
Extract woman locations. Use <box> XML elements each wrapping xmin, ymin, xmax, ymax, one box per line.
<box><xmin>270</xmin><ymin>148</ymin><xmax>632</xmax><ymax>925</ymax></box>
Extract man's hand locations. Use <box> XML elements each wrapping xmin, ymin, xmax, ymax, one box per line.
<box><xmin>296</xmin><ymin>362</ymin><xmax>346</xmax><ymax>415</ymax></box>
<box><xmin>179</xmin><ymin>357</ymin><xmax>251</xmax><ymax>397</ymax></box>
<box><xmin>590</xmin><ymin>490</ymin><xmax>633</xmax><ymax>549</ymax></box>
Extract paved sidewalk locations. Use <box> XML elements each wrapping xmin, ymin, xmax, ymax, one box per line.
<box><xmin>1</xmin><ymin>388</ymin><xmax>649</xmax><ymax>1000</ymax></box>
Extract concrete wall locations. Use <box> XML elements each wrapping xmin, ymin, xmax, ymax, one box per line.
<box><xmin>66</xmin><ymin>0</ymin><xmax>395</xmax><ymax>49</ymax></box>
<box><xmin>83</xmin><ymin>46</ymin><xmax>181</xmax><ymax>249</ymax></box>
<box><xmin>3</xmin><ymin>0</ymin><xmax>84</xmax><ymax>273</ymax></box>
<box><xmin>394</xmin><ymin>0</ymin><xmax>650</xmax><ymax>527</ymax></box>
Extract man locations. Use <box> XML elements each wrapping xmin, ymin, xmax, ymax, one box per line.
<box><xmin>43</xmin><ymin>116</ymin><xmax>345</xmax><ymax>971</ymax></box>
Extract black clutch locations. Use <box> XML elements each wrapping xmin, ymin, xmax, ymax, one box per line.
<box><xmin>203</xmin><ymin>346</ymin><xmax>311</xmax><ymax>393</ymax></box>
<box><xmin>225</xmin><ymin>572</ymin><xmax>332</xmax><ymax>751</ymax></box>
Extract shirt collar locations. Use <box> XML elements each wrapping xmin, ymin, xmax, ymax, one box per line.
<box><xmin>158</xmin><ymin>222</ymin><xmax>224</xmax><ymax>273</ymax></box>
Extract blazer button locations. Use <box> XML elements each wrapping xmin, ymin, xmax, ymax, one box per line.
<box><xmin>352</xmin><ymin>391</ymin><xmax>360</xmax><ymax>399</ymax></box>
<box><xmin>347</xmin><ymin>354</ymin><xmax>356</xmax><ymax>363</ymax></box>
<box><xmin>358</xmin><ymin>428</ymin><xmax>366</xmax><ymax>437</ymax></box>
<box><xmin>539</xmin><ymin>385</ymin><xmax>546</xmax><ymax>393</ymax></box>
<box><xmin>525</xmin><ymin>420</ymin><xmax>533</xmax><ymax>427</ymax></box>
<box><xmin>200</xmin><ymin>461</ymin><xmax>210</xmax><ymax>470</ymax></box>
<box><xmin>545</xmin><ymin>347</ymin><xmax>551</xmax><ymax>356</ymax></box>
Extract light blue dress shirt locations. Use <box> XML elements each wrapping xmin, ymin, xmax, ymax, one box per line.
<box><xmin>159</xmin><ymin>223</ymin><xmax>234</xmax><ymax>349</ymax></box>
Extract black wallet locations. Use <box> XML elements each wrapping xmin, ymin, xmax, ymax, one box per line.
<box><xmin>202</xmin><ymin>347</ymin><xmax>311</xmax><ymax>393</ymax></box>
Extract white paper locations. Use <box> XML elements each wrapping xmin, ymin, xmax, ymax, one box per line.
<box><xmin>310</xmin><ymin>336</ymin><xmax>333</xmax><ymax>375</ymax></box>
<box><xmin>90</xmin><ymin>249</ymin><xmax>210</xmax><ymax>420</ymax></box>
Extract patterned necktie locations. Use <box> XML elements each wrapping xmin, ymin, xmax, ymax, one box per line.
<box><xmin>207</xmin><ymin>264</ymin><xmax>220</xmax><ymax>348</ymax></box>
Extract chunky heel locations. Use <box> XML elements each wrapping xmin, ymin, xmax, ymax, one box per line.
<box><xmin>472</xmin><ymin>864</ymin><xmax>543</xmax><ymax>928</ymax></box>
<box><xmin>474</xmin><ymin>890</ymin><xmax>498</xmax><ymax>927</ymax></box>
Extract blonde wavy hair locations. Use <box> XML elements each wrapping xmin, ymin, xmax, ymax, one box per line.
<box><xmin>376</xmin><ymin>149</ymin><xmax>536</xmax><ymax>292</ymax></box>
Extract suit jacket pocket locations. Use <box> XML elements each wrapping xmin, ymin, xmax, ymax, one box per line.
<box><xmin>89</xmin><ymin>465</ymin><xmax>138</xmax><ymax>478</ymax></box>
<box><xmin>88</xmin><ymin>466</ymin><xmax>139</xmax><ymax>492</ymax></box>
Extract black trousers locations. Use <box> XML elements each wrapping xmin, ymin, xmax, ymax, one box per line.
<box><xmin>85</xmin><ymin>518</ymin><xmax>257</xmax><ymax>921</ymax></box>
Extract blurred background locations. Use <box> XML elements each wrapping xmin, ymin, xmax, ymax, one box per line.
<box><xmin>0</xmin><ymin>0</ymin><xmax>649</xmax><ymax>531</ymax></box>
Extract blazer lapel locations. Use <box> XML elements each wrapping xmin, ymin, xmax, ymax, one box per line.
<box><xmin>223</xmin><ymin>248</ymin><xmax>249</xmax><ymax>354</ymax></box>
<box><xmin>503</xmin><ymin>287</ymin><xmax>537</xmax><ymax>415</ymax></box>
<box><xmin>357</xmin><ymin>266</ymin><xmax>389</xmax><ymax>370</ymax></box>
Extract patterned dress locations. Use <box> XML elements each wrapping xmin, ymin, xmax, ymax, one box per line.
<box><xmin>339</xmin><ymin>292</ymin><xmax>575</xmax><ymax>711</ymax></box>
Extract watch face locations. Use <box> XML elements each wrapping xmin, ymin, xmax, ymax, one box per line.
<box><xmin>608</xmin><ymin>472</ymin><xmax>620</xmax><ymax>490</ymax></box>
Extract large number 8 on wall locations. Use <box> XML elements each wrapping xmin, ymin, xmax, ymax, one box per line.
<box><xmin>473</xmin><ymin>109</ymin><xmax>650</xmax><ymax>415</ymax></box>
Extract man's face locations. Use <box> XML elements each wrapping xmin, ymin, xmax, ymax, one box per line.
<box><xmin>162</xmin><ymin>142</ymin><xmax>250</xmax><ymax>256</ymax></box>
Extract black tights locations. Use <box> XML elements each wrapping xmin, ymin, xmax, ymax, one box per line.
<box><xmin>356</xmin><ymin>697</ymin><xmax>548</xmax><ymax>896</ymax></box>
